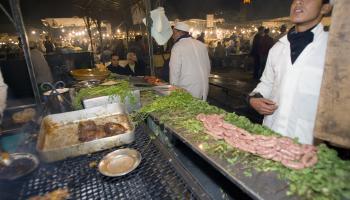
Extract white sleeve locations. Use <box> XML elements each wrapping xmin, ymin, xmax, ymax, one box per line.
<box><xmin>252</xmin><ymin>52</ymin><xmax>274</xmax><ymax>98</ymax></box>
<box><xmin>169</xmin><ymin>46</ymin><xmax>181</xmax><ymax>85</ymax></box>
<box><xmin>0</xmin><ymin>71</ymin><xmax>8</xmax><ymax>116</ymax></box>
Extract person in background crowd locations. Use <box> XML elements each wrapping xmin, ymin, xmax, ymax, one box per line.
<box><xmin>250</xmin><ymin>26</ymin><xmax>264</xmax><ymax>80</ymax></box>
<box><xmin>214</xmin><ymin>42</ymin><xmax>226</xmax><ymax>67</ymax></box>
<box><xmin>257</xmin><ymin>28</ymin><xmax>274</xmax><ymax>78</ymax></box>
<box><xmin>122</xmin><ymin>52</ymin><xmax>146</xmax><ymax>76</ymax></box>
<box><xmin>165</xmin><ymin>26</ymin><xmax>175</xmax><ymax>53</ymax></box>
<box><xmin>43</xmin><ymin>36</ymin><xmax>55</xmax><ymax>54</ymax></box>
<box><xmin>248</xmin><ymin>0</ymin><xmax>333</xmax><ymax>144</ymax></box>
<box><xmin>0</xmin><ymin>71</ymin><xmax>7</xmax><ymax>123</ymax></box>
<box><xmin>107</xmin><ymin>54</ymin><xmax>125</xmax><ymax>75</ymax></box>
<box><xmin>161</xmin><ymin>57</ymin><xmax>170</xmax><ymax>82</ymax></box>
<box><xmin>129</xmin><ymin>35</ymin><xmax>146</xmax><ymax>65</ymax></box>
<box><xmin>114</xmin><ymin>39</ymin><xmax>126</xmax><ymax>59</ymax></box>
<box><xmin>275</xmin><ymin>24</ymin><xmax>288</xmax><ymax>42</ymax></box>
<box><xmin>197</xmin><ymin>32</ymin><xmax>205</xmax><ymax>43</ymax></box>
<box><xmin>100</xmin><ymin>46</ymin><xmax>113</xmax><ymax>64</ymax></box>
<box><xmin>17</xmin><ymin>37</ymin><xmax>23</xmax><ymax>49</ymax></box>
<box><xmin>234</xmin><ymin>36</ymin><xmax>241</xmax><ymax>54</ymax></box>
<box><xmin>207</xmin><ymin>41</ymin><xmax>215</xmax><ymax>65</ymax></box>
<box><xmin>29</xmin><ymin>41</ymin><xmax>54</xmax><ymax>84</ymax></box>
<box><xmin>169</xmin><ymin>21</ymin><xmax>211</xmax><ymax>101</ymax></box>
<box><xmin>226</xmin><ymin>39</ymin><xmax>235</xmax><ymax>55</ymax></box>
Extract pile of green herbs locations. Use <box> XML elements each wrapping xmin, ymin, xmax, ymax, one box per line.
<box><xmin>72</xmin><ymin>80</ymin><xmax>136</xmax><ymax>109</ymax></box>
<box><xmin>135</xmin><ymin>90</ymin><xmax>350</xmax><ymax>200</ymax></box>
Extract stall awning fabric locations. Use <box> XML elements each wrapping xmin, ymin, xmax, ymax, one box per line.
<box><xmin>41</xmin><ymin>18</ymin><xmax>107</xmax><ymax>28</ymax></box>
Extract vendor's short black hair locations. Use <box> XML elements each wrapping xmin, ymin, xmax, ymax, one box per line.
<box><xmin>323</xmin><ymin>0</ymin><xmax>330</xmax><ymax>4</ymax></box>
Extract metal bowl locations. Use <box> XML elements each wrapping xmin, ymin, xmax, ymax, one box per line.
<box><xmin>70</xmin><ymin>69</ymin><xmax>110</xmax><ymax>81</ymax></box>
<box><xmin>0</xmin><ymin>153</ymin><xmax>39</xmax><ymax>180</ymax></box>
<box><xmin>98</xmin><ymin>148</ymin><xmax>141</xmax><ymax>177</ymax></box>
<box><xmin>152</xmin><ymin>85</ymin><xmax>173</xmax><ymax>96</ymax></box>
<box><xmin>73</xmin><ymin>80</ymin><xmax>101</xmax><ymax>90</ymax></box>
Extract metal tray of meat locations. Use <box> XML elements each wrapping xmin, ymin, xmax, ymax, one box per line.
<box><xmin>36</xmin><ymin>103</ymin><xmax>135</xmax><ymax>162</ymax></box>
<box><xmin>82</xmin><ymin>90</ymin><xmax>141</xmax><ymax>112</ymax></box>
<box><xmin>0</xmin><ymin>104</ymin><xmax>37</xmax><ymax>136</ymax></box>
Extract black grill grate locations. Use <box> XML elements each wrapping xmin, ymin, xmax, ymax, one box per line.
<box><xmin>19</xmin><ymin>127</ymin><xmax>196</xmax><ymax>200</ymax></box>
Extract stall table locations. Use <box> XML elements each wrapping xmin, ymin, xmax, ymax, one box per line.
<box><xmin>146</xmin><ymin>114</ymin><xmax>296</xmax><ymax>200</ymax></box>
<box><xmin>0</xmin><ymin>124</ymin><xmax>206</xmax><ymax>200</ymax></box>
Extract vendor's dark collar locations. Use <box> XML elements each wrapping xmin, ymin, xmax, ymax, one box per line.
<box><xmin>287</xmin><ymin>25</ymin><xmax>317</xmax><ymax>64</ymax></box>
<box><xmin>175</xmin><ymin>34</ymin><xmax>191</xmax><ymax>43</ymax></box>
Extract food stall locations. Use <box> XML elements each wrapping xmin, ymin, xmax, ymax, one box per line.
<box><xmin>0</xmin><ymin>71</ymin><xmax>349</xmax><ymax>199</ymax></box>
<box><xmin>1</xmin><ymin>0</ymin><xmax>349</xmax><ymax>200</ymax></box>
<box><xmin>0</xmin><ymin>76</ymin><xmax>204</xmax><ymax>199</ymax></box>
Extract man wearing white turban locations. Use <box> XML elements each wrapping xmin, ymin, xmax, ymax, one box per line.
<box><xmin>169</xmin><ymin>22</ymin><xmax>211</xmax><ymax>101</ymax></box>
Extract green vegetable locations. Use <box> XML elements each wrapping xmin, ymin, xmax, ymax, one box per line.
<box><xmin>72</xmin><ymin>80</ymin><xmax>136</xmax><ymax>109</ymax></box>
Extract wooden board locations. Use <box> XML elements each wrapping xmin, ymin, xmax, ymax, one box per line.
<box><xmin>314</xmin><ymin>0</ymin><xmax>350</xmax><ymax>148</ymax></box>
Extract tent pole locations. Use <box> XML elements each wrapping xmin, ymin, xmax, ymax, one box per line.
<box><xmin>9</xmin><ymin>0</ymin><xmax>43</xmax><ymax>111</ymax></box>
<box><xmin>0</xmin><ymin>3</ymin><xmax>15</xmax><ymax>26</ymax></box>
<box><xmin>145</xmin><ymin>0</ymin><xmax>155</xmax><ymax>76</ymax></box>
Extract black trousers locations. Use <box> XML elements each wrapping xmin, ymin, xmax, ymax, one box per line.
<box><xmin>253</xmin><ymin>55</ymin><xmax>260</xmax><ymax>80</ymax></box>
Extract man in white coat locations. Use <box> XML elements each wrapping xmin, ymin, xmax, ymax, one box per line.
<box><xmin>248</xmin><ymin>0</ymin><xmax>333</xmax><ymax>144</ymax></box>
<box><xmin>29</xmin><ymin>41</ymin><xmax>54</xmax><ymax>84</ymax></box>
<box><xmin>169</xmin><ymin>22</ymin><xmax>211</xmax><ymax>101</ymax></box>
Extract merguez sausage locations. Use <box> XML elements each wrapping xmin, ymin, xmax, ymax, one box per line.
<box><xmin>279</xmin><ymin>149</ymin><xmax>298</xmax><ymax>160</ymax></box>
<box><xmin>289</xmin><ymin>144</ymin><xmax>304</xmax><ymax>155</ymax></box>
<box><xmin>301</xmin><ymin>152</ymin><xmax>317</xmax><ymax>167</ymax></box>
<box><xmin>281</xmin><ymin>159</ymin><xmax>305</xmax><ymax>170</ymax></box>
<box><xmin>196</xmin><ymin>114</ymin><xmax>318</xmax><ymax>170</ymax></box>
<box><xmin>304</xmin><ymin>154</ymin><xmax>318</xmax><ymax>168</ymax></box>
<box><xmin>258</xmin><ymin>138</ymin><xmax>277</xmax><ymax>147</ymax></box>
<box><xmin>222</xmin><ymin>123</ymin><xmax>238</xmax><ymax>130</ymax></box>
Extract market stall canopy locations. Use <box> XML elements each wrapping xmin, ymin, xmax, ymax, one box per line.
<box><xmin>41</xmin><ymin>18</ymin><xmax>108</xmax><ymax>28</ymax></box>
<box><xmin>262</xmin><ymin>17</ymin><xmax>290</xmax><ymax>28</ymax></box>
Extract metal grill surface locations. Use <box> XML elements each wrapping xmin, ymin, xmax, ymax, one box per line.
<box><xmin>19</xmin><ymin>126</ymin><xmax>196</xmax><ymax>200</ymax></box>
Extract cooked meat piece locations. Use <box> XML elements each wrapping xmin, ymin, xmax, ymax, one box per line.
<box><xmin>28</xmin><ymin>188</ymin><xmax>70</xmax><ymax>200</ymax></box>
<box><xmin>12</xmin><ymin>108</ymin><xmax>36</xmax><ymax>124</ymax></box>
<box><xmin>78</xmin><ymin>130</ymin><xmax>96</xmax><ymax>142</ymax></box>
<box><xmin>104</xmin><ymin>122</ymin><xmax>127</xmax><ymax>136</ymax></box>
<box><xmin>78</xmin><ymin>120</ymin><xmax>97</xmax><ymax>142</ymax></box>
<box><xmin>78</xmin><ymin>120</ymin><xmax>97</xmax><ymax>132</ymax></box>
<box><xmin>95</xmin><ymin>125</ymin><xmax>107</xmax><ymax>139</ymax></box>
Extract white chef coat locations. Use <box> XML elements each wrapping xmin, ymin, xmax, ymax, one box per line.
<box><xmin>170</xmin><ymin>37</ymin><xmax>211</xmax><ymax>100</ymax></box>
<box><xmin>252</xmin><ymin>23</ymin><xmax>328</xmax><ymax>144</ymax></box>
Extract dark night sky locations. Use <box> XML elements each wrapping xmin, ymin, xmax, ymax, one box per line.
<box><xmin>164</xmin><ymin>0</ymin><xmax>290</xmax><ymax>21</ymax></box>
<box><xmin>0</xmin><ymin>0</ymin><xmax>291</xmax><ymax>33</ymax></box>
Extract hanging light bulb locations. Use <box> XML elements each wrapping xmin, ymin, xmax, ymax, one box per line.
<box><xmin>243</xmin><ymin>0</ymin><xmax>251</xmax><ymax>4</ymax></box>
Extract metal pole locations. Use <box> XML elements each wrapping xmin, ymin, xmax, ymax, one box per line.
<box><xmin>0</xmin><ymin>3</ymin><xmax>15</xmax><ymax>26</ymax></box>
<box><xmin>145</xmin><ymin>0</ymin><xmax>155</xmax><ymax>76</ymax></box>
<box><xmin>9</xmin><ymin>0</ymin><xmax>42</xmax><ymax>111</ymax></box>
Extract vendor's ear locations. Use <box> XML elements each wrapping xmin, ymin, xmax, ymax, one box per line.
<box><xmin>321</xmin><ymin>3</ymin><xmax>333</xmax><ymax>15</ymax></box>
